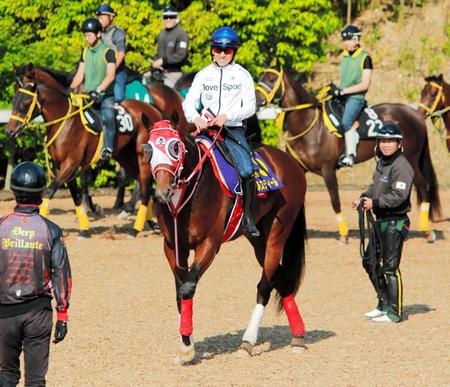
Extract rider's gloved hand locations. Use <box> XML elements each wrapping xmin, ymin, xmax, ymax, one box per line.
<box><xmin>53</xmin><ymin>320</ymin><xmax>68</xmax><ymax>344</ymax></box>
<box><xmin>328</xmin><ymin>83</ymin><xmax>344</xmax><ymax>98</ymax></box>
<box><xmin>88</xmin><ymin>90</ymin><xmax>101</xmax><ymax>103</ymax></box>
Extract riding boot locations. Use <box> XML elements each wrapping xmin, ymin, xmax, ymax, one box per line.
<box><xmin>101</xmin><ymin>125</ymin><xmax>116</xmax><ymax>160</ymax></box>
<box><xmin>242</xmin><ymin>176</ymin><xmax>260</xmax><ymax>238</ymax></box>
<box><xmin>385</xmin><ymin>270</ymin><xmax>402</xmax><ymax>322</ymax></box>
<box><xmin>337</xmin><ymin>128</ymin><xmax>359</xmax><ymax>168</ymax></box>
<box><xmin>366</xmin><ymin>267</ymin><xmax>389</xmax><ymax>312</ymax></box>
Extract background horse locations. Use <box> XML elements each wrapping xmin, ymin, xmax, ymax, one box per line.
<box><xmin>142</xmin><ymin>117</ymin><xmax>307</xmax><ymax>363</ymax></box>
<box><xmin>418</xmin><ymin>74</ymin><xmax>450</xmax><ymax>152</ymax></box>
<box><xmin>6</xmin><ymin>67</ymin><xmax>162</xmax><ymax>237</ymax></box>
<box><xmin>16</xmin><ymin>64</ymin><xmax>192</xmax><ymax>217</ymax></box>
<box><xmin>256</xmin><ymin>68</ymin><xmax>441</xmax><ymax>242</ymax></box>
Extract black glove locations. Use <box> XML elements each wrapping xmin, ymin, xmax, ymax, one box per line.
<box><xmin>88</xmin><ymin>90</ymin><xmax>101</xmax><ymax>103</ymax></box>
<box><xmin>328</xmin><ymin>83</ymin><xmax>344</xmax><ymax>99</ymax></box>
<box><xmin>53</xmin><ymin>320</ymin><xmax>68</xmax><ymax>344</ymax></box>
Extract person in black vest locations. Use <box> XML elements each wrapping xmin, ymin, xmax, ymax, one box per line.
<box><xmin>352</xmin><ymin>123</ymin><xmax>413</xmax><ymax>323</ymax></box>
<box><xmin>0</xmin><ymin>162</ymin><xmax>72</xmax><ymax>386</ymax></box>
<box><xmin>152</xmin><ymin>5</ymin><xmax>189</xmax><ymax>88</ymax></box>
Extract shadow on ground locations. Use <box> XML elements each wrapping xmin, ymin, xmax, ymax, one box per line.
<box><xmin>190</xmin><ymin>327</ymin><xmax>336</xmax><ymax>363</ymax></box>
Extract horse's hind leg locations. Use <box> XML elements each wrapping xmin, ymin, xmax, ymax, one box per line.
<box><xmin>322</xmin><ymin>166</ymin><xmax>348</xmax><ymax>243</ymax></box>
<box><xmin>80</xmin><ymin>168</ymin><xmax>104</xmax><ymax>217</ymax></box>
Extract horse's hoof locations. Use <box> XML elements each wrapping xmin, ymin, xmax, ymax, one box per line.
<box><xmin>237</xmin><ymin>341</ymin><xmax>253</xmax><ymax>357</ymax></box>
<box><xmin>94</xmin><ymin>204</ymin><xmax>104</xmax><ymax>217</ymax></box>
<box><xmin>426</xmin><ymin>230</ymin><xmax>436</xmax><ymax>243</ymax></box>
<box><xmin>78</xmin><ymin>230</ymin><xmax>90</xmax><ymax>239</ymax></box>
<box><xmin>339</xmin><ymin>235</ymin><xmax>349</xmax><ymax>244</ymax></box>
<box><xmin>118</xmin><ymin>210</ymin><xmax>131</xmax><ymax>220</ymax></box>
<box><xmin>127</xmin><ymin>229</ymin><xmax>139</xmax><ymax>239</ymax></box>
<box><xmin>291</xmin><ymin>336</ymin><xmax>307</xmax><ymax>353</ymax></box>
<box><xmin>177</xmin><ymin>344</ymin><xmax>196</xmax><ymax>364</ymax></box>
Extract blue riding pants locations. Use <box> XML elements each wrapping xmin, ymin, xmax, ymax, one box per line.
<box><xmin>100</xmin><ymin>96</ymin><xmax>116</xmax><ymax>149</ymax></box>
<box><xmin>223</xmin><ymin>127</ymin><xmax>254</xmax><ymax>179</ymax></box>
<box><xmin>342</xmin><ymin>97</ymin><xmax>365</xmax><ymax>132</ymax></box>
<box><xmin>114</xmin><ymin>70</ymin><xmax>127</xmax><ymax>104</ymax></box>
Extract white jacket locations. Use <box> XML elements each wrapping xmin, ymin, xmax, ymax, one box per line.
<box><xmin>182</xmin><ymin>62</ymin><xmax>256</xmax><ymax>127</ymax></box>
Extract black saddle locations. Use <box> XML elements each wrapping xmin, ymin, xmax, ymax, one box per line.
<box><xmin>324</xmin><ymin>99</ymin><xmax>384</xmax><ymax>139</ymax></box>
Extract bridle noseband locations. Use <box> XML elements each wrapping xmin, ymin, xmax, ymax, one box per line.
<box><xmin>256</xmin><ymin>68</ymin><xmax>286</xmax><ymax>105</ymax></box>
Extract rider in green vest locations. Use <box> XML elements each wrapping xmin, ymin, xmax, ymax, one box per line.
<box><xmin>330</xmin><ymin>25</ymin><xmax>373</xmax><ymax>168</ymax></box>
<box><xmin>70</xmin><ymin>18</ymin><xmax>117</xmax><ymax>160</ymax></box>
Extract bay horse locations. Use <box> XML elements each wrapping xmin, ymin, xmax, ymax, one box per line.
<box><xmin>16</xmin><ymin>64</ymin><xmax>192</xmax><ymax>217</ymax></box>
<box><xmin>142</xmin><ymin>117</ymin><xmax>307</xmax><ymax>363</ymax></box>
<box><xmin>256</xmin><ymin>68</ymin><xmax>441</xmax><ymax>241</ymax></box>
<box><xmin>6</xmin><ymin>67</ymin><xmax>162</xmax><ymax>237</ymax></box>
<box><xmin>418</xmin><ymin>74</ymin><xmax>450</xmax><ymax>152</ymax></box>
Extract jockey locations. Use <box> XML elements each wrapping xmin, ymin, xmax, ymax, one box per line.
<box><xmin>70</xmin><ymin>18</ymin><xmax>117</xmax><ymax>160</ymax></box>
<box><xmin>352</xmin><ymin>123</ymin><xmax>413</xmax><ymax>323</ymax></box>
<box><xmin>96</xmin><ymin>4</ymin><xmax>127</xmax><ymax>105</ymax></box>
<box><xmin>152</xmin><ymin>5</ymin><xmax>189</xmax><ymax>88</ymax></box>
<box><xmin>333</xmin><ymin>25</ymin><xmax>373</xmax><ymax>168</ymax></box>
<box><xmin>182</xmin><ymin>26</ymin><xmax>260</xmax><ymax>238</ymax></box>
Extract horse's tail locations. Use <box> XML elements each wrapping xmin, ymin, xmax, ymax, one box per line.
<box><xmin>417</xmin><ymin>136</ymin><xmax>441</xmax><ymax>220</ymax></box>
<box><xmin>275</xmin><ymin>204</ymin><xmax>307</xmax><ymax>312</ymax></box>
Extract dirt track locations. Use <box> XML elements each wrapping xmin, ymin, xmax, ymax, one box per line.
<box><xmin>1</xmin><ymin>189</ymin><xmax>449</xmax><ymax>386</ymax></box>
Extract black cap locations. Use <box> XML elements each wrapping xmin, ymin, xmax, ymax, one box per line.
<box><xmin>11</xmin><ymin>162</ymin><xmax>46</xmax><ymax>201</ymax></box>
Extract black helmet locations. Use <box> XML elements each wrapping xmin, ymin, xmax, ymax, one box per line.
<box><xmin>377</xmin><ymin>123</ymin><xmax>403</xmax><ymax>140</ymax></box>
<box><xmin>162</xmin><ymin>5</ymin><xmax>178</xmax><ymax>17</ymax></box>
<box><xmin>341</xmin><ymin>25</ymin><xmax>361</xmax><ymax>40</ymax></box>
<box><xmin>82</xmin><ymin>18</ymin><xmax>102</xmax><ymax>34</ymax></box>
<box><xmin>11</xmin><ymin>162</ymin><xmax>46</xmax><ymax>202</ymax></box>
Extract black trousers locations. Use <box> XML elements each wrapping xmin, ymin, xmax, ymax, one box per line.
<box><xmin>0</xmin><ymin>309</ymin><xmax>52</xmax><ymax>387</ymax></box>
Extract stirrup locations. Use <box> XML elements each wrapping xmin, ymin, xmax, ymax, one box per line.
<box><xmin>337</xmin><ymin>154</ymin><xmax>355</xmax><ymax>168</ymax></box>
<box><xmin>101</xmin><ymin>148</ymin><xmax>113</xmax><ymax>160</ymax></box>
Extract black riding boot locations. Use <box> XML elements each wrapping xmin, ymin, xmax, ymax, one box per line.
<box><xmin>385</xmin><ymin>270</ymin><xmax>402</xmax><ymax>322</ymax></box>
<box><xmin>242</xmin><ymin>177</ymin><xmax>260</xmax><ymax>238</ymax></box>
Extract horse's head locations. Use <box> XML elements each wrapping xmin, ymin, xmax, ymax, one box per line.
<box><xmin>255</xmin><ymin>68</ymin><xmax>286</xmax><ymax>107</ymax></box>
<box><xmin>419</xmin><ymin>74</ymin><xmax>445</xmax><ymax>117</ymax></box>
<box><xmin>142</xmin><ymin>118</ymin><xmax>186</xmax><ymax>203</ymax></box>
<box><xmin>6</xmin><ymin>80</ymin><xmax>41</xmax><ymax>138</ymax></box>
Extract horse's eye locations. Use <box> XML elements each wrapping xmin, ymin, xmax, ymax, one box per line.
<box><xmin>168</xmin><ymin>140</ymin><xmax>180</xmax><ymax>160</ymax></box>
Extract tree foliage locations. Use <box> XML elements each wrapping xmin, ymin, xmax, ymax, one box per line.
<box><xmin>0</xmin><ymin>0</ymin><xmax>339</xmax><ymax>185</ymax></box>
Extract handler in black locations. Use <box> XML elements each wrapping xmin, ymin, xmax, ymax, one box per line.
<box><xmin>0</xmin><ymin>162</ymin><xmax>72</xmax><ymax>386</ymax></box>
<box><xmin>352</xmin><ymin>123</ymin><xmax>413</xmax><ymax>323</ymax></box>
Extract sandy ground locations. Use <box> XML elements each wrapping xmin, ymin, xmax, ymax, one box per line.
<box><xmin>0</xmin><ymin>188</ymin><xmax>449</xmax><ymax>386</ymax></box>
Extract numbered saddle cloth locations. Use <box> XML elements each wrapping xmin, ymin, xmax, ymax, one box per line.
<box><xmin>115</xmin><ymin>105</ymin><xmax>135</xmax><ymax>134</ymax></box>
<box><xmin>125</xmin><ymin>80</ymin><xmax>154</xmax><ymax>105</ymax></box>
<box><xmin>195</xmin><ymin>134</ymin><xmax>283</xmax><ymax>198</ymax></box>
<box><xmin>323</xmin><ymin>99</ymin><xmax>384</xmax><ymax>139</ymax></box>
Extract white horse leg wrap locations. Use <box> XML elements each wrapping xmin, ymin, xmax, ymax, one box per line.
<box><xmin>242</xmin><ymin>304</ymin><xmax>265</xmax><ymax>345</ymax></box>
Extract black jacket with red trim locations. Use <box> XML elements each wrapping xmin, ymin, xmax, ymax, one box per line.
<box><xmin>0</xmin><ymin>205</ymin><xmax>72</xmax><ymax>319</ymax></box>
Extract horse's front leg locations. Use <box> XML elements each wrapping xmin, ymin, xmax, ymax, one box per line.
<box><xmin>165</xmin><ymin>238</ymin><xmax>218</xmax><ymax>364</ymax></box>
<box><xmin>80</xmin><ymin>168</ymin><xmax>104</xmax><ymax>217</ymax></box>
<box><xmin>66</xmin><ymin>177</ymin><xmax>90</xmax><ymax>238</ymax></box>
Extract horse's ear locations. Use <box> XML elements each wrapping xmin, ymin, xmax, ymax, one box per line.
<box><xmin>141</xmin><ymin>113</ymin><xmax>151</xmax><ymax>130</ymax></box>
<box><xmin>170</xmin><ymin>110</ymin><xmax>179</xmax><ymax>127</ymax></box>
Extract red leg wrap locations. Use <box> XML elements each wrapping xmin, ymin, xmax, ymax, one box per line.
<box><xmin>180</xmin><ymin>298</ymin><xmax>193</xmax><ymax>337</ymax></box>
<box><xmin>283</xmin><ymin>294</ymin><xmax>305</xmax><ymax>336</ymax></box>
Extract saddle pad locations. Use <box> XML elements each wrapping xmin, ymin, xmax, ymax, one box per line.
<box><xmin>196</xmin><ymin>135</ymin><xmax>283</xmax><ymax>198</ymax></box>
<box><xmin>125</xmin><ymin>80</ymin><xmax>154</xmax><ymax>105</ymax></box>
<box><xmin>324</xmin><ymin>99</ymin><xmax>384</xmax><ymax>139</ymax></box>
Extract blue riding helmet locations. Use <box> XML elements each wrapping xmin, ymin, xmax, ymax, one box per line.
<box><xmin>377</xmin><ymin>123</ymin><xmax>403</xmax><ymax>140</ymax></box>
<box><xmin>341</xmin><ymin>25</ymin><xmax>361</xmax><ymax>40</ymax></box>
<box><xmin>96</xmin><ymin>4</ymin><xmax>116</xmax><ymax>16</ymax></box>
<box><xmin>211</xmin><ymin>27</ymin><xmax>240</xmax><ymax>50</ymax></box>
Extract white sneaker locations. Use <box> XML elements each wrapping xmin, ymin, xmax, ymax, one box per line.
<box><xmin>372</xmin><ymin>314</ymin><xmax>395</xmax><ymax>323</ymax></box>
<box><xmin>364</xmin><ymin>308</ymin><xmax>385</xmax><ymax>318</ymax></box>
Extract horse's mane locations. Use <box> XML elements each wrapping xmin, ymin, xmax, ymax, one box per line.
<box><xmin>284</xmin><ymin>69</ymin><xmax>319</xmax><ymax>105</ymax></box>
<box><xmin>38</xmin><ymin>66</ymin><xmax>74</xmax><ymax>87</ymax></box>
